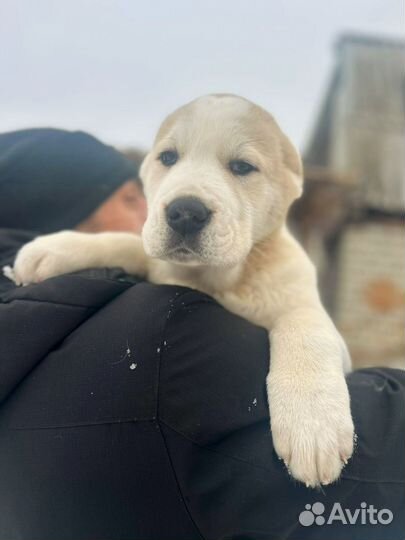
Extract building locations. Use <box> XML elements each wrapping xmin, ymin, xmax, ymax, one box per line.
<box><xmin>290</xmin><ymin>34</ymin><xmax>405</xmax><ymax>368</ymax></box>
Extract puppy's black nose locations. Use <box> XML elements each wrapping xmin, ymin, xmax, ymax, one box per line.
<box><xmin>166</xmin><ymin>197</ymin><xmax>211</xmax><ymax>236</ymax></box>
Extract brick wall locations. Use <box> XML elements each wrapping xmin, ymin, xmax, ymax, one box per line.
<box><xmin>335</xmin><ymin>221</ymin><xmax>405</xmax><ymax>368</ymax></box>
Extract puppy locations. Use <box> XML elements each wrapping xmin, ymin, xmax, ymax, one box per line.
<box><xmin>9</xmin><ymin>94</ymin><xmax>354</xmax><ymax>487</ymax></box>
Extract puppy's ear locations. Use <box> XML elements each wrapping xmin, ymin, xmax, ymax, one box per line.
<box><xmin>287</xmin><ymin>171</ymin><xmax>304</xmax><ymax>200</ymax></box>
<box><xmin>280</xmin><ymin>132</ymin><xmax>304</xmax><ymax>200</ymax></box>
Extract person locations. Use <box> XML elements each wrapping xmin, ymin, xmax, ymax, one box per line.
<box><xmin>0</xmin><ymin>128</ymin><xmax>404</xmax><ymax>540</ymax></box>
<box><xmin>0</xmin><ymin>128</ymin><xmax>146</xmax><ymax>269</ymax></box>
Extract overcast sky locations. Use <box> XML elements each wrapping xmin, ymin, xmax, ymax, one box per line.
<box><xmin>1</xmin><ymin>0</ymin><xmax>403</xmax><ymax>153</ymax></box>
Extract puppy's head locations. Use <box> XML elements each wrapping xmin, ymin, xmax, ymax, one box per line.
<box><xmin>140</xmin><ymin>94</ymin><xmax>303</xmax><ymax>267</ymax></box>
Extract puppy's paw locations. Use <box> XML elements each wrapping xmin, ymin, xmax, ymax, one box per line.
<box><xmin>12</xmin><ymin>231</ymin><xmax>81</xmax><ymax>285</ymax></box>
<box><xmin>268</xmin><ymin>373</ymin><xmax>354</xmax><ymax>487</ymax></box>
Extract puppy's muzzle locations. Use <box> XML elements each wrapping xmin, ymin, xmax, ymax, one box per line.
<box><xmin>166</xmin><ymin>197</ymin><xmax>212</xmax><ymax>237</ymax></box>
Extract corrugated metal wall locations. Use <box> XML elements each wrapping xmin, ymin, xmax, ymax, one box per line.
<box><xmin>330</xmin><ymin>39</ymin><xmax>405</xmax><ymax>213</ymax></box>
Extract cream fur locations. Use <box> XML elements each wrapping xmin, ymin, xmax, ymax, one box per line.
<box><xmin>9</xmin><ymin>94</ymin><xmax>354</xmax><ymax>487</ymax></box>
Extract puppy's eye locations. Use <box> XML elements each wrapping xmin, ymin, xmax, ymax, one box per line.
<box><xmin>159</xmin><ymin>150</ymin><xmax>178</xmax><ymax>167</ymax></box>
<box><xmin>229</xmin><ymin>160</ymin><xmax>258</xmax><ymax>176</ymax></box>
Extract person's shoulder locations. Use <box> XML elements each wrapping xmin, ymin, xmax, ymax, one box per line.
<box><xmin>156</xmin><ymin>286</ymin><xmax>270</xmax><ymax>445</ymax></box>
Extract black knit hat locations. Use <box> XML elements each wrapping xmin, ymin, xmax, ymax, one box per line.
<box><xmin>0</xmin><ymin>128</ymin><xmax>138</xmax><ymax>234</ymax></box>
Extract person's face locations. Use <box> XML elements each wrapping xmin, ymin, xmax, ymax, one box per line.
<box><xmin>76</xmin><ymin>180</ymin><xmax>147</xmax><ymax>234</ymax></box>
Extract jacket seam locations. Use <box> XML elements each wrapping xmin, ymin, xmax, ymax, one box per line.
<box><xmin>157</xmin><ymin>420</ymin><xmax>205</xmax><ymax>540</ymax></box>
<box><xmin>155</xmin><ymin>290</ymin><xmax>206</xmax><ymax>540</ymax></box>
<box><xmin>158</xmin><ymin>420</ymin><xmax>405</xmax><ymax>485</ymax></box>
<box><xmin>0</xmin><ymin>287</ymin><xmax>137</xmax><ymax>406</ymax></box>
<box><xmin>154</xmin><ymin>289</ymin><xmax>199</xmax><ymax>418</ymax></box>
<box><xmin>7</xmin><ymin>417</ymin><xmax>158</xmax><ymax>430</ymax></box>
<box><xmin>159</xmin><ymin>418</ymin><xmax>276</xmax><ymax>474</ymax></box>
<box><xmin>0</xmin><ymin>296</ymin><xmax>104</xmax><ymax>310</ymax></box>
<box><xmin>0</xmin><ymin>282</ymin><xmax>132</xmax><ymax>308</ymax></box>
<box><xmin>0</xmin><ymin>274</ymin><xmax>133</xmax><ymax>309</ymax></box>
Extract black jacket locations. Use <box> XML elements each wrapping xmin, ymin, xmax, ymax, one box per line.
<box><xmin>0</xmin><ymin>228</ymin><xmax>404</xmax><ymax>540</ymax></box>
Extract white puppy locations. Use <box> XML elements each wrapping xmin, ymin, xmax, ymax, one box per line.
<box><xmin>9</xmin><ymin>94</ymin><xmax>354</xmax><ymax>487</ymax></box>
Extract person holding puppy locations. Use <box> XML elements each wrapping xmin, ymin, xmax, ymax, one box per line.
<box><xmin>0</xmin><ymin>128</ymin><xmax>404</xmax><ymax>540</ymax></box>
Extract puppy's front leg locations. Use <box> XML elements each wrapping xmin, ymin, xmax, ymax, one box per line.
<box><xmin>10</xmin><ymin>231</ymin><xmax>148</xmax><ymax>285</ymax></box>
<box><xmin>268</xmin><ymin>307</ymin><xmax>354</xmax><ymax>487</ymax></box>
